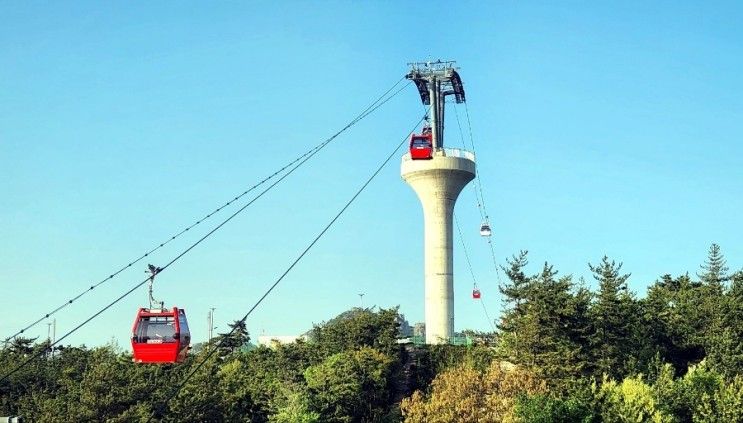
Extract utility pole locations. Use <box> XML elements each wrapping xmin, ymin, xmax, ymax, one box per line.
<box><xmin>47</xmin><ymin>322</ymin><xmax>52</xmax><ymax>357</ymax></box>
<box><xmin>46</xmin><ymin>319</ymin><xmax>56</xmax><ymax>358</ymax></box>
<box><xmin>208</xmin><ymin>307</ymin><xmax>216</xmax><ymax>343</ymax></box>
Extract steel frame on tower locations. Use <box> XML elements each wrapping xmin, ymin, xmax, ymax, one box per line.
<box><xmin>406</xmin><ymin>60</ymin><xmax>466</xmax><ymax>150</ymax></box>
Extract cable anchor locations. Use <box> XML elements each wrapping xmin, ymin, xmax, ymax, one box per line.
<box><xmin>146</xmin><ymin>264</ymin><xmax>165</xmax><ymax>310</ymax></box>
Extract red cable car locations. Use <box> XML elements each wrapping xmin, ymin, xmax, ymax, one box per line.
<box><xmin>131</xmin><ymin>307</ymin><xmax>191</xmax><ymax>364</ymax></box>
<box><xmin>410</xmin><ymin>126</ymin><xmax>433</xmax><ymax>160</ymax></box>
<box><xmin>472</xmin><ymin>288</ymin><xmax>481</xmax><ymax>299</ymax></box>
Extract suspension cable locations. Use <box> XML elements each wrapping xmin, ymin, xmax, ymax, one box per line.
<box><xmin>464</xmin><ymin>102</ymin><xmax>490</xmax><ymax>217</ymax></box>
<box><xmin>0</xmin><ymin>80</ymin><xmax>411</xmax><ymax>382</ymax></box>
<box><xmin>452</xmin><ymin>101</ymin><xmax>467</xmax><ymax>150</ymax></box>
<box><xmin>162</xmin><ymin>116</ymin><xmax>426</xmax><ymax>407</ymax></box>
<box><xmin>453</xmin><ymin>103</ymin><xmax>485</xmax><ymax>221</ymax></box>
<box><xmin>460</xmin><ymin>101</ymin><xmax>503</xmax><ymax>285</ymax></box>
<box><xmin>3</xmin><ymin>76</ymin><xmax>409</xmax><ymax>345</ymax></box>
<box><xmin>455</xmin><ymin>214</ymin><xmax>496</xmax><ymax>333</ymax></box>
<box><xmin>486</xmin><ymin>238</ymin><xmax>503</xmax><ymax>284</ymax></box>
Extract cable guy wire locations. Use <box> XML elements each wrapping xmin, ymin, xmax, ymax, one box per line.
<box><xmin>455</xmin><ymin>214</ymin><xmax>496</xmax><ymax>333</ymax></box>
<box><xmin>162</xmin><ymin>115</ymin><xmax>426</xmax><ymax>407</ymax></box>
<box><xmin>0</xmin><ymin>78</ymin><xmax>410</xmax><ymax>382</ymax></box>
<box><xmin>453</xmin><ymin>102</ymin><xmax>485</xmax><ymax>221</ymax></box>
<box><xmin>464</xmin><ymin>102</ymin><xmax>490</xmax><ymax>217</ymax></box>
<box><xmin>3</xmin><ymin>75</ymin><xmax>409</xmax><ymax>345</ymax></box>
<box><xmin>460</xmin><ymin>101</ymin><xmax>503</xmax><ymax>285</ymax></box>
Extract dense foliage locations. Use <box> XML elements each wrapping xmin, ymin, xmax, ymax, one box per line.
<box><xmin>1</xmin><ymin>244</ymin><xmax>742</xmax><ymax>422</ymax></box>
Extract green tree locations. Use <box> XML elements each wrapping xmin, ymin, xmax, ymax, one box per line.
<box><xmin>400</xmin><ymin>361</ymin><xmax>545</xmax><ymax>423</ymax></box>
<box><xmin>167</xmin><ymin>354</ymin><xmax>224</xmax><ymax>422</ymax></box>
<box><xmin>698</xmin><ymin>243</ymin><xmax>730</xmax><ymax>290</ymax></box>
<box><xmin>305</xmin><ymin>347</ymin><xmax>394</xmax><ymax>423</ymax></box>
<box><xmin>309</xmin><ymin>307</ymin><xmax>401</xmax><ymax>357</ymax></box>
<box><xmin>588</xmin><ymin>256</ymin><xmax>643</xmax><ymax>379</ymax></box>
<box><xmin>498</xmin><ymin>251</ymin><xmax>532</xmax><ymax>336</ymax></box>
<box><xmin>497</xmin><ymin>251</ymin><xmax>534</xmax><ymax>365</ymax></box>
<box><xmin>524</xmin><ymin>264</ymin><xmax>588</xmax><ymax>386</ymax></box>
<box><xmin>594</xmin><ymin>374</ymin><xmax>672</xmax><ymax>423</ymax></box>
<box><xmin>0</xmin><ymin>337</ymin><xmax>59</xmax><ymax>418</ymax></box>
<box><xmin>498</xmin><ymin>257</ymin><xmax>590</xmax><ymax>389</ymax></box>
<box><xmin>694</xmin><ymin>375</ymin><xmax>743</xmax><ymax>422</ymax></box>
<box><xmin>705</xmin><ymin>270</ymin><xmax>743</xmax><ymax>378</ymax></box>
<box><xmin>269</xmin><ymin>384</ymin><xmax>319</xmax><ymax>423</ymax></box>
<box><xmin>643</xmin><ymin>274</ymin><xmax>706</xmax><ymax>374</ymax></box>
<box><xmin>514</xmin><ymin>393</ymin><xmax>596</xmax><ymax>423</ymax></box>
<box><xmin>217</xmin><ymin>354</ymin><xmax>261</xmax><ymax>421</ymax></box>
<box><xmin>215</xmin><ymin>319</ymin><xmax>251</xmax><ymax>357</ymax></box>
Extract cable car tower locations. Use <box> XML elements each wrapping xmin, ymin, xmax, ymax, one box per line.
<box><xmin>402</xmin><ymin>60</ymin><xmax>475</xmax><ymax>344</ymax></box>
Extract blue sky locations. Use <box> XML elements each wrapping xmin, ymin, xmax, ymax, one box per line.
<box><xmin>1</xmin><ymin>1</ymin><xmax>741</xmax><ymax>348</ymax></box>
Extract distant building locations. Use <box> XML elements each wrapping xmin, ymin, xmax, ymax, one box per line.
<box><xmin>257</xmin><ymin>335</ymin><xmax>307</xmax><ymax>347</ymax></box>
<box><xmin>397</xmin><ymin>314</ymin><xmax>413</xmax><ymax>337</ymax></box>
<box><xmin>413</xmin><ymin>322</ymin><xmax>426</xmax><ymax>338</ymax></box>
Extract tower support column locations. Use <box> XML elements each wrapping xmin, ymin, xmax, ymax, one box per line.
<box><xmin>402</xmin><ymin>154</ymin><xmax>475</xmax><ymax>344</ymax></box>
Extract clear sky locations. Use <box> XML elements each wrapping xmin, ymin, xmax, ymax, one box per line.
<box><xmin>1</xmin><ymin>1</ymin><xmax>741</xmax><ymax>348</ymax></box>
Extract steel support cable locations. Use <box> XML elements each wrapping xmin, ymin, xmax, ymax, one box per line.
<box><xmin>452</xmin><ymin>102</ymin><xmax>473</xmax><ymax>152</ymax></box>
<box><xmin>464</xmin><ymin>102</ymin><xmax>489</xmax><ymax>216</ymax></box>
<box><xmin>0</xmin><ymin>81</ymin><xmax>411</xmax><ymax>382</ymax></box>
<box><xmin>454</xmin><ymin>214</ymin><xmax>496</xmax><ymax>333</ymax></box>
<box><xmin>461</xmin><ymin>102</ymin><xmax>503</xmax><ymax>285</ymax></box>
<box><xmin>162</xmin><ymin>115</ymin><xmax>426</xmax><ymax>407</ymax></box>
<box><xmin>3</xmin><ymin>75</ymin><xmax>409</xmax><ymax>345</ymax></box>
<box><xmin>0</xmin><ymin>142</ymin><xmax>324</xmax><ymax>383</ymax></box>
<box><xmin>453</xmin><ymin>103</ymin><xmax>485</xmax><ymax>221</ymax></box>
<box><xmin>486</xmin><ymin>238</ymin><xmax>503</xmax><ymax>284</ymax></box>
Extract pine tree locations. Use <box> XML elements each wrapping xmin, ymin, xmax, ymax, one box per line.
<box><xmin>643</xmin><ymin>274</ymin><xmax>706</xmax><ymax>374</ymax></box>
<box><xmin>566</xmin><ymin>281</ymin><xmax>593</xmax><ymax>376</ymax></box>
<box><xmin>698</xmin><ymin>243</ymin><xmax>730</xmax><ymax>289</ymax></box>
<box><xmin>498</xmin><ymin>250</ymin><xmax>531</xmax><ymax>334</ymax></box>
<box><xmin>706</xmin><ymin>270</ymin><xmax>743</xmax><ymax>378</ymax></box>
<box><xmin>695</xmin><ymin>244</ymin><xmax>732</xmax><ymax>371</ymax></box>
<box><xmin>498</xmin><ymin>257</ymin><xmax>588</xmax><ymax>389</ymax></box>
<box><xmin>215</xmin><ymin>320</ymin><xmax>250</xmax><ymax>356</ymax></box>
<box><xmin>526</xmin><ymin>264</ymin><xmax>585</xmax><ymax>387</ymax></box>
<box><xmin>697</xmin><ymin>243</ymin><xmax>730</xmax><ymax>286</ymax></box>
<box><xmin>497</xmin><ymin>251</ymin><xmax>532</xmax><ymax>363</ymax></box>
<box><xmin>588</xmin><ymin>256</ymin><xmax>638</xmax><ymax>379</ymax></box>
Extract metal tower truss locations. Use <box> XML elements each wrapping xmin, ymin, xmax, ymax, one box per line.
<box><xmin>406</xmin><ymin>60</ymin><xmax>466</xmax><ymax>149</ymax></box>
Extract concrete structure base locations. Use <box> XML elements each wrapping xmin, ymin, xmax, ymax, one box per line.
<box><xmin>402</xmin><ymin>150</ymin><xmax>475</xmax><ymax>344</ymax></box>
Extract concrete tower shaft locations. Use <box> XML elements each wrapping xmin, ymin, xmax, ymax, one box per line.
<box><xmin>402</xmin><ymin>152</ymin><xmax>475</xmax><ymax>344</ymax></box>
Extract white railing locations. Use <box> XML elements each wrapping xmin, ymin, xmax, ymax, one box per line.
<box><xmin>401</xmin><ymin>148</ymin><xmax>475</xmax><ymax>162</ymax></box>
<box><xmin>442</xmin><ymin>147</ymin><xmax>476</xmax><ymax>161</ymax></box>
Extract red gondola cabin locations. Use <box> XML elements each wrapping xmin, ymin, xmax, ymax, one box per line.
<box><xmin>472</xmin><ymin>288</ymin><xmax>481</xmax><ymax>299</ymax></box>
<box><xmin>131</xmin><ymin>307</ymin><xmax>191</xmax><ymax>364</ymax></box>
<box><xmin>409</xmin><ymin>127</ymin><xmax>433</xmax><ymax>160</ymax></box>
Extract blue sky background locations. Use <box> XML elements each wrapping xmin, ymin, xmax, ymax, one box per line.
<box><xmin>1</xmin><ymin>1</ymin><xmax>741</xmax><ymax>348</ymax></box>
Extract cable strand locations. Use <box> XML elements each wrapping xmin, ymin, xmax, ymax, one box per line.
<box><xmin>3</xmin><ymin>76</ymin><xmax>409</xmax><ymax>344</ymax></box>
<box><xmin>0</xmin><ymin>78</ymin><xmax>410</xmax><ymax>381</ymax></box>
<box><xmin>162</xmin><ymin>115</ymin><xmax>426</xmax><ymax>406</ymax></box>
<box><xmin>455</xmin><ymin>214</ymin><xmax>496</xmax><ymax>333</ymax></box>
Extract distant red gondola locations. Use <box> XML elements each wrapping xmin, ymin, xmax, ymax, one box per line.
<box><xmin>410</xmin><ymin>126</ymin><xmax>433</xmax><ymax>160</ymax></box>
<box><xmin>472</xmin><ymin>288</ymin><xmax>481</xmax><ymax>299</ymax></box>
<box><xmin>131</xmin><ymin>307</ymin><xmax>191</xmax><ymax>364</ymax></box>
